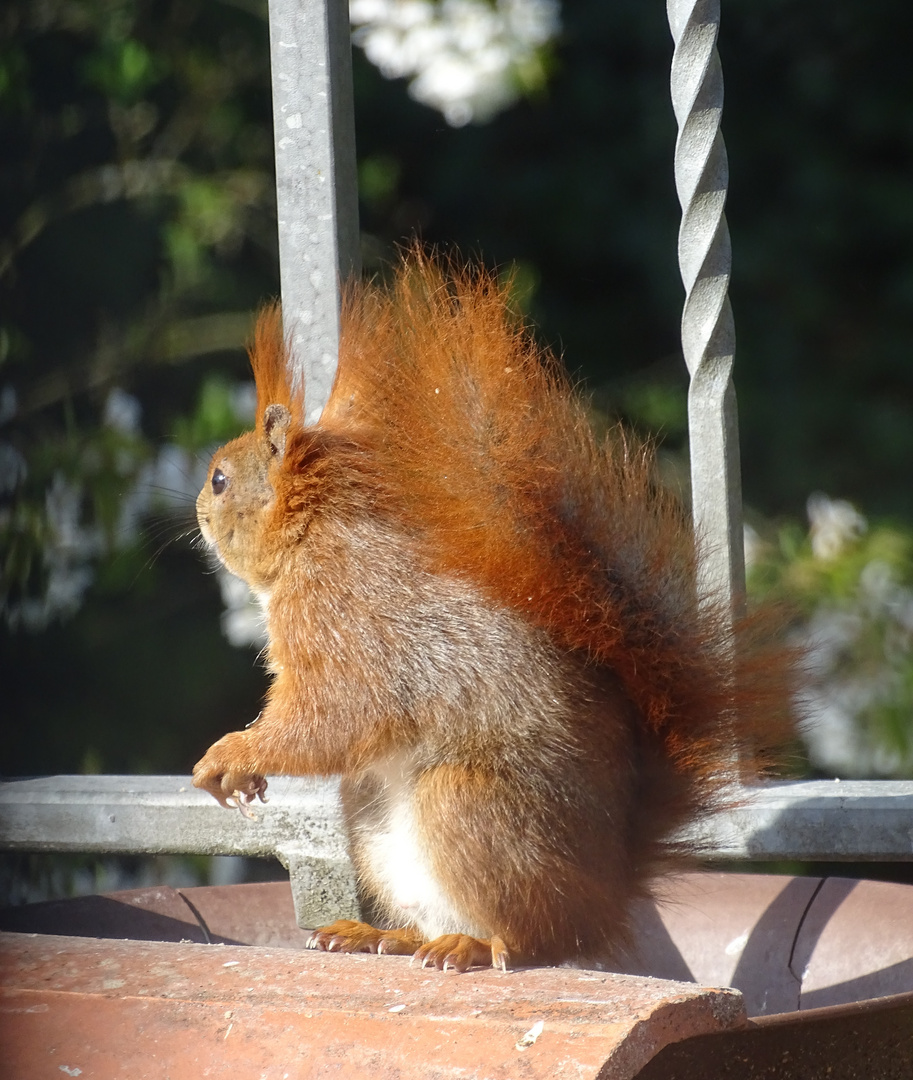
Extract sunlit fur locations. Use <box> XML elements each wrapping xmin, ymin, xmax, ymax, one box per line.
<box><xmin>192</xmin><ymin>247</ymin><xmax>797</xmax><ymax>967</ymax></box>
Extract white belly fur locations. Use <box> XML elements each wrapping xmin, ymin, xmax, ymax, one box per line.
<box><xmin>361</xmin><ymin>754</ymin><xmax>485</xmax><ymax>940</ymax></box>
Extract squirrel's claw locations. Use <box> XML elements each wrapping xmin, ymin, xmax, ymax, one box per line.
<box><xmin>306</xmin><ymin>920</ymin><xmax>422</xmax><ymax>956</ymax></box>
<box><xmin>227</xmin><ymin>787</ymin><xmax>265</xmax><ymax>819</ymax></box>
<box><xmin>412</xmin><ymin>933</ymin><xmax>507</xmax><ymax>973</ymax></box>
<box><xmin>490</xmin><ymin>935</ymin><xmax>510</xmax><ymax>972</ymax></box>
<box><xmin>305</xmin><ymin>923</ymin><xmax>510</xmax><ymax>972</ymax></box>
<box><xmin>192</xmin><ymin>733</ymin><xmax>268</xmax><ymax>812</ymax></box>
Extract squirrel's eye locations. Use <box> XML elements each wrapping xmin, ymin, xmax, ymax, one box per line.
<box><xmin>211</xmin><ymin>469</ymin><xmax>228</xmax><ymax>495</ymax></box>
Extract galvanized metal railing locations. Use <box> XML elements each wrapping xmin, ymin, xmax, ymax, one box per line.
<box><xmin>668</xmin><ymin>0</ymin><xmax>744</xmax><ymax>610</ymax></box>
<box><xmin>269</xmin><ymin>0</ymin><xmax>360</xmax><ymax>423</ymax></box>
<box><xmin>2</xmin><ymin>775</ymin><xmax>912</xmax><ymax>929</ymax></box>
<box><xmin>2</xmin><ymin>0</ymin><xmax>912</xmax><ymax>927</ymax></box>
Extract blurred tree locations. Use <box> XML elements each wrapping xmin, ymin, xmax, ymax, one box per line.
<box><xmin>2</xmin><ymin>0</ymin><xmax>913</xmax><ymax>782</ymax></box>
<box><xmin>750</xmin><ymin>494</ymin><xmax>913</xmax><ymax>780</ymax></box>
<box><xmin>1</xmin><ymin>0</ymin><xmax>280</xmax><ymax>774</ymax></box>
<box><xmin>353</xmin><ymin>0</ymin><xmax>913</xmax><ymax>518</ymax></box>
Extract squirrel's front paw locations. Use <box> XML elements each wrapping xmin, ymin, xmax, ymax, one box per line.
<box><xmin>192</xmin><ymin>732</ymin><xmax>268</xmax><ymax>814</ymax></box>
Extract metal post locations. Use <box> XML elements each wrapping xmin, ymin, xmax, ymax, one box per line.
<box><xmin>667</xmin><ymin>0</ymin><xmax>745</xmax><ymax>611</ymax></box>
<box><xmin>267</xmin><ymin>0</ymin><xmax>361</xmax><ymax>422</ymax></box>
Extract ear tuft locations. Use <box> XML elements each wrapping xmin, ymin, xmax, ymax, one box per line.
<box><xmin>264</xmin><ymin>403</ymin><xmax>292</xmax><ymax>459</ymax></box>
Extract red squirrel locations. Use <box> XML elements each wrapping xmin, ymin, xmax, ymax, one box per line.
<box><xmin>192</xmin><ymin>249</ymin><xmax>795</xmax><ymax>972</ymax></box>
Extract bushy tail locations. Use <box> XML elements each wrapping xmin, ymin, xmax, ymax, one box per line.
<box><xmin>321</xmin><ymin>247</ymin><xmax>795</xmax><ymax>822</ymax></box>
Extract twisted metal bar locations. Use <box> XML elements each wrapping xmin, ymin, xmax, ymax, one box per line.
<box><xmin>268</xmin><ymin>0</ymin><xmax>360</xmax><ymax>422</ymax></box>
<box><xmin>668</xmin><ymin>0</ymin><xmax>745</xmax><ymax>611</ymax></box>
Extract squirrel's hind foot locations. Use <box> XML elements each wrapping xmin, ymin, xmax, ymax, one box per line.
<box><xmin>306</xmin><ymin>922</ymin><xmax>510</xmax><ymax>972</ymax></box>
<box><xmin>306</xmin><ymin>919</ymin><xmax>423</xmax><ymax>956</ymax></box>
<box><xmin>413</xmin><ymin>933</ymin><xmax>510</xmax><ymax>973</ymax></box>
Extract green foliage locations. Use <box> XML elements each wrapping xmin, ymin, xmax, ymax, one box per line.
<box><xmin>749</xmin><ymin>504</ymin><xmax>913</xmax><ymax>777</ymax></box>
<box><xmin>82</xmin><ymin>36</ymin><xmax>163</xmax><ymax>104</ymax></box>
<box><xmin>0</xmin><ymin>44</ymin><xmax>30</xmax><ymax>112</ymax></box>
<box><xmin>2</xmin><ymin>0</ymin><xmax>913</xmax><ymax>787</ymax></box>
<box><xmin>165</xmin><ymin>179</ymin><xmax>244</xmax><ymax>288</ymax></box>
<box><xmin>617</xmin><ymin>381</ymin><xmax>688</xmax><ymax>440</ymax></box>
<box><xmin>0</xmin><ymin>0</ymin><xmax>277</xmax><ymax>781</ymax></box>
<box><xmin>170</xmin><ymin>374</ymin><xmax>250</xmax><ymax>450</ymax></box>
<box><xmin>1</xmin><ymin>0</ymin><xmax>275</xmax><ymax>631</ymax></box>
<box><xmin>498</xmin><ymin>259</ymin><xmax>541</xmax><ymax>317</ymax></box>
<box><xmin>751</xmin><ymin>520</ymin><xmax>913</xmax><ymax>611</ymax></box>
<box><xmin>358</xmin><ymin>154</ymin><xmax>402</xmax><ymax>212</ymax></box>
<box><xmin>1</xmin><ymin>407</ymin><xmax>150</xmax><ymax>627</ymax></box>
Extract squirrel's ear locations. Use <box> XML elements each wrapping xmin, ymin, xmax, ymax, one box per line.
<box><xmin>263</xmin><ymin>403</ymin><xmax>292</xmax><ymax>460</ymax></box>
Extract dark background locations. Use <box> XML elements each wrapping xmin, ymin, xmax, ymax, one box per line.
<box><xmin>2</xmin><ymin>0</ymin><xmax>913</xmax><ymax>780</ymax></box>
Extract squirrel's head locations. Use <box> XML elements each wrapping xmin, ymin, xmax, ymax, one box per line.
<box><xmin>195</xmin><ymin>302</ymin><xmax>377</xmax><ymax>591</ymax></box>
<box><xmin>196</xmin><ymin>402</ymin><xmax>292</xmax><ymax>589</ymax></box>
<box><xmin>196</xmin><ymin>303</ymin><xmax>304</xmax><ymax>589</ymax></box>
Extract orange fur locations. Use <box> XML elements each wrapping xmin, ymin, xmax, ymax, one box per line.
<box><xmin>250</xmin><ymin>301</ymin><xmax>303</xmax><ymax>433</ymax></box>
<box><xmin>192</xmin><ymin>247</ymin><xmax>797</xmax><ymax>969</ymax></box>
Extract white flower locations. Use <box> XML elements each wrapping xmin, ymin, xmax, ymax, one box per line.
<box><xmin>351</xmin><ymin>0</ymin><xmax>561</xmax><ymax>126</ymax></box>
<box><xmin>742</xmin><ymin>523</ymin><xmax>762</xmax><ymax>571</ymax></box>
<box><xmin>7</xmin><ymin>473</ymin><xmax>104</xmax><ymax>629</ymax></box>
<box><xmin>806</xmin><ymin>491</ymin><xmax>866</xmax><ymax>561</ymax></box>
<box><xmin>103</xmin><ymin>387</ymin><xmax>142</xmax><ymax>435</ymax></box>
<box><xmin>0</xmin><ymin>442</ymin><xmax>26</xmax><ymax>494</ymax></box>
<box><xmin>218</xmin><ymin>568</ymin><xmax>268</xmax><ymax>648</ymax></box>
<box><xmin>793</xmin><ymin>550</ymin><xmax>913</xmax><ymax>778</ymax></box>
